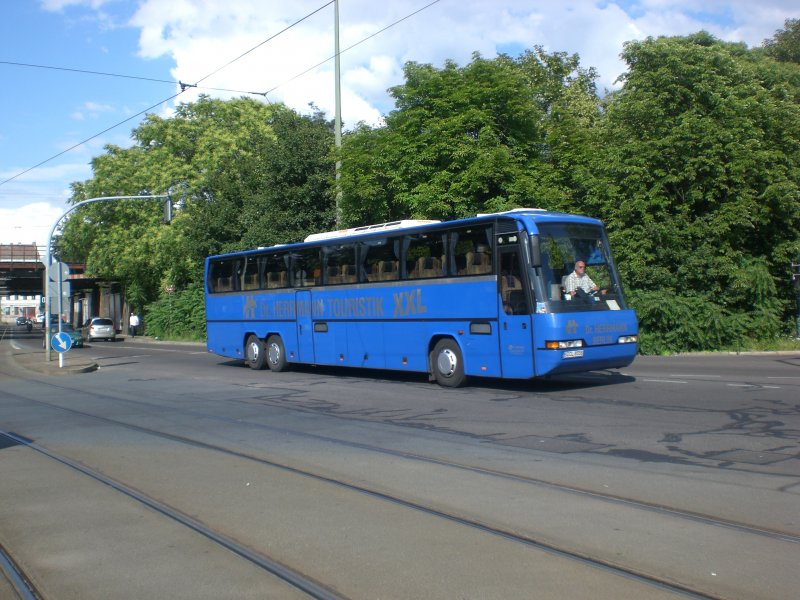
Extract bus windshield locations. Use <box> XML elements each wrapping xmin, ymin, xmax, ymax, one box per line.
<box><xmin>535</xmin><ymin>222</ymin><xmax>627</xmax><ymax>312</ymax></box>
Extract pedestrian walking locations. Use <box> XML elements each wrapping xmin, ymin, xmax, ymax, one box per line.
<box><xmin>129</xmin><ymin>312</ymin><xmax>140</xmax><ymax>338</ymax></box>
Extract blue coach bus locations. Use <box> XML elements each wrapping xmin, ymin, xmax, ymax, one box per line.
<box><xmin>204</xmin><ymin>209</ymin><xmax>638</xmax><ymax>387</ymax></box>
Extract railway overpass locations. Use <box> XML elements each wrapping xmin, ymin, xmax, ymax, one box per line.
<box><xmin>1</xmin><ymin>244</ymin><xmax>123</xmax><ymax>327</ymax></box>
<box><xmin>0</xmin><ymin>244</ymin><xmax>44</xmax><ymax>296</ymax></box>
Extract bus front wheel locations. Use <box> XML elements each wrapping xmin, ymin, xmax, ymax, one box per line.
<box><xmin>266</xmin><ymin>335</ymin><xmax>289</xmax><ymax>372</ymax></box>
<box><xmin>245</xmin><ymin>335</ymin><xmax>266</xmax><ymax>370</ymax></box>
<box><xmin>431</xmin><ymin>339</ymin><xmax>466</xmax><ymax>388</ymax></box>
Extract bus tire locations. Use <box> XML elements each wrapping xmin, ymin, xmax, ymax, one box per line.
<box><xmin>432</xmin><ymin>339</ymin><xmax>466</xmax><ymax>388</ymax></box>
<box><xmin>266</xmin><ymin>335</ymin><xmax>289</xmax><ymax>372</ymax></box>
<box><xmin>245</xmin><ymin>335</ymin><xmax>267</xmax><ymax>370</ymax></box>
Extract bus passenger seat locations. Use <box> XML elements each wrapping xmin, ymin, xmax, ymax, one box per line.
<box><xmin>364</xmin><ymin>263</ymin><xmax>380</xmax><ymax>281</ymax></box>
<box><xmin>466</xmin><ymin>247</ymin><xmax>490</xmax><ymax>274</ymax></box>
<box><xmin>340</xmin><ymin>264</ymin><xmax>357</xmax><ymax>283</ymax></box>
<box><xmin>501</xmin><ymin>275</ymin><xmax>522</xmax><ymax>304</ymax></box>
<box><xmin>379</xmin><ymin>260</ymin><xmax>398</xmax><ymax>281</ymax></box>
<box><xmin>417</xmin><ymin>256</ymin><xmax>441</xmax><ymax>278</ymax></box>
<box><xmin>327</xmin><ymin>266</ymin><xmax>341</xmax><ymax>284</ymax></box>
<box><xmin>267</xmin><ymin>272</ymin><xmax>284</xmax><ymax>288</ymax></box>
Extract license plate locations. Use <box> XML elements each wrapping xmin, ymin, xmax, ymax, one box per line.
<box><xmin>562</xmin><ymin>349</ymin><xmax>584</xmax><ymax>359</ymax></box>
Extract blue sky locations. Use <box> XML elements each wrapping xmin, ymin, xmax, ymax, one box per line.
<box><xmin>1</xmin><ymin>0</ymin><xmax>797</xmax><ymax>251</ymax></box>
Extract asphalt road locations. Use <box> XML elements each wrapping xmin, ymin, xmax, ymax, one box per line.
<box><xmin>1</xmin><ymin>325</ymin><xmax>798</xmax><ymax>599</ymax></box>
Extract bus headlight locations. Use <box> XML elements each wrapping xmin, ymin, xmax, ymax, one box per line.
<box><xmin>617</xmin><ymin>335</ymin><xmax>638</xmax><ymax>344</ymax></box>
<box><xmin>545</xmin><ymin>339</ymin><xmax>584</xmax><ymax>350</ymax></box>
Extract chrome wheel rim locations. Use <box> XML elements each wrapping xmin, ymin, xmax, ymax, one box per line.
<box><xmin>268</xmin><ymin>343</ymin><xmax>281</xmax><ymax>365</ymax></box>
<box><xmin>247</xmin><ymin>341</ymin><xmax>260</xmax><ymax>363</ymax></box>
<box><xmin>436</xmin><ymin>348</ymin><xmax>457</xmax><ymax>378</ymax></box>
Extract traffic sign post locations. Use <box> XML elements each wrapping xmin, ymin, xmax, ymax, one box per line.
<box><xmin>51</xmin><ymin>330</ymin><xmax>73</xmax><ymax>369</ymax></box>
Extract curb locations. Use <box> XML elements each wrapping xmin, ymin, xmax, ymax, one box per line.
<box><xmin>6</xmin><ymin>346</ymin><xmax>98</xmax><ymax>376</ymax></box>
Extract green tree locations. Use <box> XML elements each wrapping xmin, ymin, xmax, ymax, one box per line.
<box><xmin>58</xmin><ymin>96</ymin><xmax>335</xmax><ymax>336</ymax></box>
<box><xmin>763</xmin><ymin>18</ymin><xmax>800</xmax><ymax>63</ymax></box>
<box><xmin>340</xmin><ymin>49</ymin><xmax>599</xmax><ymax>224</ymax></box>
<box><xmin>238</xmin><ymin>105</ymin><xmax>336</xmax><ymax>248</ymax></box>
<box><xmin>597</xmin><ymin>32</ymin><xmax>800</xmax><ymax>349</ymax></box>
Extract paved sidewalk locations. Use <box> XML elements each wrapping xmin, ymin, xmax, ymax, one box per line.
<box><xmin>7</xmin><ymin>344</ymin><xmax>98</xmax><ymax>375</ymax></box>
<box><xmin>6</xmin><ymin>335</ymin><xmax>207</xmax><ymax>376</ymax></box>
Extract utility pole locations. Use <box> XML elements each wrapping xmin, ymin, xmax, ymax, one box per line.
<box><xmin>44</xmin><ymin>194</ymin><xmax>171</xmax><ymax>363</ymax></box>
<box><xmin>792</xmin><ymin>255</ymin><xmax>800</xmax><ymax>339</ymax></box>
<box><xmin>334</xmin><ymin>0</ymin><xmax>343</xmax><ymax>228</ymax></box>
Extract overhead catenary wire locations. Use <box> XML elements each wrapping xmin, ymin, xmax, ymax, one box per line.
<box><xmin>0</xmin><ymin>92</ymin><xmax>183</xmax><ymax>189</ymax></box>
<box><xmin>0</xmin><ymin>60</ymin><xmax>271</xmax><ymax>98</ymax></box>
<box><xmin>0</xmin><ymin>2</ymin><xmax>334</xmax><ymax>189</ymax></box>
<box><xmin>262</xmin><ymin>0</ymin><xmax>442</xmax><ymax>97</ymax></box>
<box><xmin>0</xmin><ymin>0</ymin><xmax>442</xmax><ymax>189</ymax></box>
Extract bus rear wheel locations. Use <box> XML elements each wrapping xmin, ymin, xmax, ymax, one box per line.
<box><xmin>266</xmin><ymin>335</ymin><xmax>289</xmax><ymax>372</ymax></box>
<box><xmin>245</xmin><ymin>335</ymin><xmax>266</xmax><ymax>370</ymax></box>
<box><xmin>432</xmin><ymin>339</ymin><xmax>466</xmax><ymax>388</ymax></box>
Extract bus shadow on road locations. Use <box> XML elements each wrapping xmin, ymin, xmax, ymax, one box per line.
<box><xmin>469</xmin><ymin>371</ymin><xmax>636</xmax><ymax>393</ymax></box>
<box><xmin>217</xmin><ymin>358</ymin><xmax>635</xmax><ymax>392</ymax></box>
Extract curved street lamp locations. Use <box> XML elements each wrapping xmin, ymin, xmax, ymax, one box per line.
<box><xmin>44</xmin><ymin>194</ymin><xmax>171</xmax><ymax>364</ymax></box>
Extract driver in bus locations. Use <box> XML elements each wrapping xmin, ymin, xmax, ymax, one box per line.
<box><xmin>564</xmin><ymin>260</ymin><xmax>600</xmax><ymax>298</ymax></box>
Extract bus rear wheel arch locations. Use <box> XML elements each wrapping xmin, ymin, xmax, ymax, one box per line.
<box><xmin>266</xmin><ymin>335</ymin><xmax>289</xmax><ymax>372</ymax></box>
<box><xmin>245</xmin><ymin>334</ymin><xmax>266</xmax><ymax>370</ymax></box>
<box><xmin>431</xmin><ymin>338</ymin><xmax>466</xmax><ymax>388</ymax></box>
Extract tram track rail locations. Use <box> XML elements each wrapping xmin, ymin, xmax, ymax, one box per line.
<box><xmin>0</xmin><ymin>424</ymin><xmax>722</xmax><ymax>600</ymax></box>
<box><xmin>3</xmin><ymin>373</ymin><xmax>798</xmax><ymax>547</ymax></box>
<box><xmin>0</xmin><ymin>429</ymin><xmax>347</xmax><ymax>600</ymax></box>
<box><xmin>1</xmin><ymin>362</ymin><xmax>798</xmax><ymax>598</ymax></box>
<box><xmin>0</xmin><ymin>542</ymin><xmax>41</xmax><ymax>600</ymax></box>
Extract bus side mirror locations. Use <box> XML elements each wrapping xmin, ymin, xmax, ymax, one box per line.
<box><xmin>529</xmin><ymin>236</ymin><xmax>541</xmax><ymax>267</ymax></box>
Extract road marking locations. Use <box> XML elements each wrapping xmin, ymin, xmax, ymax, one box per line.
<box><xmin>670</xmin><ymin>374</ymin><xmax>721</xmax><ymax>378</ymax></box>
<box><xmin>642</xmin><ymin>378</ymin><xmax>688</xmax><ymax>384</ymax></box>
<box><xmin>725</xmin><ymin>383</ymin><xmax>780</xmax><ymax>389</ymax></box>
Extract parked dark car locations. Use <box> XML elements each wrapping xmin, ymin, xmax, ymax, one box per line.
<box><xmin>43</xmin><ymin>323</ymin><xmax>84</xmax><ymax>349</ymax></box>
<box><xmin>81</xmin><ymin>317</ymin><xmax>117</xmax><ymax>342</ymax></box>
<box><xmin>16</xmin><ymin>316</ymin><xmax>28</xmax><ymax>326</ymax></box>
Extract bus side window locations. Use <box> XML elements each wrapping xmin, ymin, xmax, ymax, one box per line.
<box><xmin>362</xmin><ymin>237</ymin><xmax>399</xmax><ymax>282</ymax></box>
<box><xmin>291</xmin><ymin>248</ymin><xmax>321</xmax><ymax>288</ymax></box>
<box><xmin>211</xmin><ymin>259</ymin><xmax>235</xmax><ymax>293</ymax></box>
<box><xmin>242</xmin><ymin>256</ymin><xmax>261</xmax><ymax>290</ymax></box>
<box><xmin>452</xmin><ymin>226</ymin><xmax>493</xmax><ymax>277</ymax></box>
<box><xmin>404</xmin><ymin>232</ymin><xmax>445</xmax><ymax>280</ymax></box>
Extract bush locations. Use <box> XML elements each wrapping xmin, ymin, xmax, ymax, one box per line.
<box><xmin>628</xmin><ymin>289</ymin><xmax>783</xmax><ymax>354</ymax></box>
<box><xmin>143</xmin><ymin>283</ymin><xmax>206</xmax><ymax>341</ymax></box>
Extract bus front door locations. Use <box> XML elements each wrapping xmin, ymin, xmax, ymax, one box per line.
<box><xmin>498</xmin><ymin>246</ymin><xmax>535</xmax><ymax>379</ymax></box>
<box><xmin>295</xmin><ymin>290</ymin><xmax>314</xmax><ymax>362</ymax></box>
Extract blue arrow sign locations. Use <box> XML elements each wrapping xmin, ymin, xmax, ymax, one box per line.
<box><xmin>51</xmin><ymin>331</ymin><xmax>73</xmax><ymax>353</ymax></box>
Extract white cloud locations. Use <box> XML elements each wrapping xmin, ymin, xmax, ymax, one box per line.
<box><xmin>126</xmin><ymin>0</ymin><xmax>798</xmax><ymax>127</ymax></box>
<box><xmin>0</xmin><ymin>202</ymin><xmax>65</xmax><ymax>249</ymax></box>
